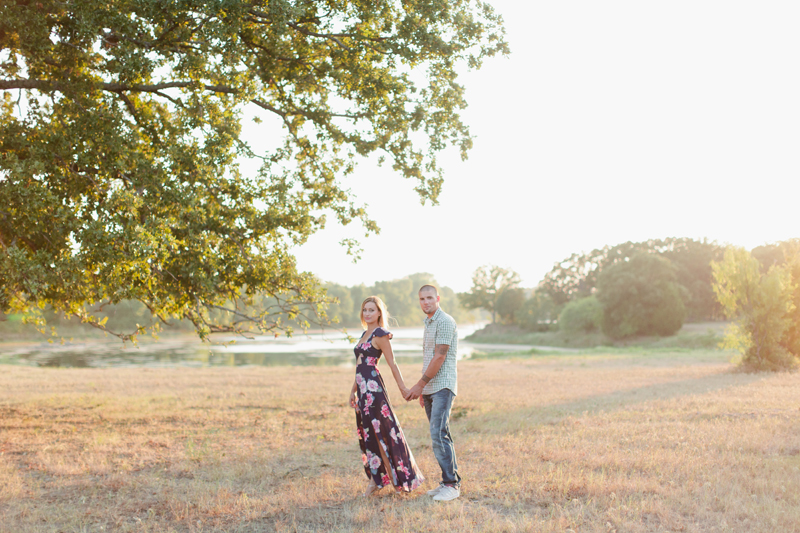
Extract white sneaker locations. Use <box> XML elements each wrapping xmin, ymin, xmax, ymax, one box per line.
<box><xmin>432</xmin><ymin>485</ymin><xmax>460</xmax><ymax>501</ymax></box>
<box><xmin>427</xmin><ymin>483</ymin><xmax>445</xmax><ymax>497</ymax></box>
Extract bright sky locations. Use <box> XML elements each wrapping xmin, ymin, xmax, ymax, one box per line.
<box><xmin>292</xmin><ymin>0</ymin><xmax>800</xmax><ymax>293</ymax></box>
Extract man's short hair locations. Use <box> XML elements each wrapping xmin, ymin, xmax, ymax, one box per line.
<box><xmin>418</xmin><ymin>284</ymin><xmax>439</xmax><ymax>296</ymax></box>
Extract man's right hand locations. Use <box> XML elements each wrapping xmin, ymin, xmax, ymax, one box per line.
<box><xmin>407</xmin><ymin>382</ymin><xmax>425</xmax><ymax>400</ymax></box>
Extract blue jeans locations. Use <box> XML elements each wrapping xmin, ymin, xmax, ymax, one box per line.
<box><xmin>423</xmin><ymin>388</ymin><xmax>460</xmax><ymax>487</ymax></box>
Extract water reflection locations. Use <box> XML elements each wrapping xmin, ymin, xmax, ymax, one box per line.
<box><xmin>1</xmin><ymin>324</ymin><xmax>505</xmax><ymax>368</ymax></box>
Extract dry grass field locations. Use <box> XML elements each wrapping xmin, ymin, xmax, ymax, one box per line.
<box><xmin>1</xmin><ymin>349</ymin><xmax>799</xmax><ymax>532</ymax></box>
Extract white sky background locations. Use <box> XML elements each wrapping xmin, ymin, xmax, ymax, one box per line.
<box><xmin>289</xmin><ymin>0</ymin><xmax>800</xmax><ymax>293</ymax></box>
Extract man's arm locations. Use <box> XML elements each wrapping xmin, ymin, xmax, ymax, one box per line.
<box><xmin>406</xmin><ymin>344</ymin><xmax>449</xmax><ymax>400</ymax></box>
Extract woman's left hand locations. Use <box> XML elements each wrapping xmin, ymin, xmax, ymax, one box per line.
<box><xmin>349</xmin><ymin>391</ymin><xmax>358</xmax><ymax>410</ymax></box>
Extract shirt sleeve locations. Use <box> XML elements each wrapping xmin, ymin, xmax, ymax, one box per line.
<box><xmin>434</xmin><ymin>318</ymin><xmax>455</xmax><ymax>346</ymax></box>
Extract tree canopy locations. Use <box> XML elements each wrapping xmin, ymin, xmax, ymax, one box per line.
<box><xmin>513</xmin><ymin>289</ymin><xmax>557</xmax><ymax>332</ymax></box>
<box><xmin>458</xmin><ymin>265</ymin><xmax>520</xmax><ymax>324</ymax></box>
<box><xmin>0</xmin><ymin>0</ymin><xmax>508</xmax><ymax>340</ymax></box>
<box><xmin>540</xmin><ymin>237</ymin><xmax>723</xmax><ymax>321</ymax></box>
<box><xmin>713</xmin><ymin>242</ymin><xmax>800</xmax><ymax>371</ymax></box>
<box><xmin>557</xmin><ymin>295</ymin><xmax>601</xmax><ymax>334</ymax></box>
<box><xmin>494</xmin><ymin>286</ymin><xmax>524</xmax><ymax>324</ymax></box>
<box><xmin>596</xmin><ymin>253</ymin><xmax>687</xmax><ymax>339</ymax></box>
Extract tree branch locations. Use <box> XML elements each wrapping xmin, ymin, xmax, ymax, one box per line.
<box><xmin>1</xmin><ymin>79</ymin><xmax>365</xmax><ymax>121</ymax></box>
<box><xmin>286</xmin><ymin>22</ymin><xmax>353</xmax><ymax>51</ymax></box>
<box><xmin>251</xmin><ymin>98</ymin><xmax>286</xmax><ymax>118</ymax></box>
<box><xmin>0</xmin><ymin>79</ymin><xmax>237</xmax><ymax>94</ymax></box>
<box><xmin>5</xmin><ymin>74</ymin><xmax>372</xmax><ymax>119</ymax></box>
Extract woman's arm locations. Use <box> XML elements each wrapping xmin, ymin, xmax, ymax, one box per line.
<box><xmin>373</xmin><ymin>335</ymin><xmax>409</xmax><ymax>397</ymax></box>
<box><xmin>349</xmin><ymin>378</ymin><xmax>358</xmax><ymax>410</ymax></box>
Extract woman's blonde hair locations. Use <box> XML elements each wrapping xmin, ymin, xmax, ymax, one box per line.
<box><xmin>360</xmin><ymin>296</ymin><xmax>390</xmax><ymax>329</ymax></box>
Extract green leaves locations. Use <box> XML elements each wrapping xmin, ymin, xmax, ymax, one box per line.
<box><xmin>0</xmin><ymin>0</ymin><xmax>507</xmax><ymax>340</ymax></box>
<box><xmin>711</xmin><ymin>245</ymin><xmax>799</xmax><ymax>371</ymax></box>
<box><xmin>596</xmin><ymin>253</ymin><xmax>687</xmax><ymax>339</ymax></box>
<box><xmin>541</xmin><ymin>238</ymin><xmax>724</xmax><ymax>321</ymax></box>
<box><xmin>558</xmin><ymin>295</ymin><xmax>602</xmax><ymax>335</ymax></box>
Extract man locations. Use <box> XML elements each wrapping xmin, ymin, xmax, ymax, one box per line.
<box><xmin>404</xmin><ymin>284</ymin><xmax>461</xmax><ymax>501</ymax></box>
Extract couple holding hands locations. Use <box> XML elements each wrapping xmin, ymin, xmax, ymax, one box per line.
<box><xmin>348</xmin><ymin>285</ymin><xmax>461</xmax><ymax>501</ymax></box>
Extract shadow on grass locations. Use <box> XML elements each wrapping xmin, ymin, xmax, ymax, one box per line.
<box><xmin>465</xmin><ymin>369</ymin><xmax>767</xmax><ymax>433</ymax></box>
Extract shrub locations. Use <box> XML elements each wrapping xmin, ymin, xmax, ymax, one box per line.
<box><xmin>712</xmin><ymin>246</ymin><xmax>799</xmax><ymax>371</ymax></box>
<box><xmin>558</xmin><ymin>296</ymin><xmax>602</xmax><ymax>334</ymax></box>
<box><xmin>597</xmin><ymin>253</ymin><xmax>687</xmax><ymax>339</ymax></box>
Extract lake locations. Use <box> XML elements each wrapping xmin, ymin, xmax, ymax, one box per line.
<box><xmin>0</xmin><ymin>323</ymin><xmax>534</xmax><ymax>368</ymax></box>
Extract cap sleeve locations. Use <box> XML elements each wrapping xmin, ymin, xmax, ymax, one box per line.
<box><xmin>372</xmin><ymin>327</ymin><xmax>391</xmax><ymax>338</ymax></box>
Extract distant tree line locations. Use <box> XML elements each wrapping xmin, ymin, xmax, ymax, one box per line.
<box><xmin>461</xmin><ymin>238</ymin><xmax>724</xmax><ymax>339</ymax></box>
<box><xmin>8</xmin><ymin>234</ymin><xmax>797</xmax><ymax>372</ymax></box>
<box><xmin>324</xmin><ymin>273</ymin><xmax>476</xmax><ymax>329</ymax></box>
<box><xmin>2</xmin><ymin>272</ymin><xmax>475</xmax><ymax>338</ymax></box>
<box><xmin>460</xmin><ymin>237</ymin><xmax>800</xmax><ymax>370</ymax></box>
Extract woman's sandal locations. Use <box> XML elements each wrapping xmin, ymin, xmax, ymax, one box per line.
<box><xmin>364</xmin><ymin>480</ymin><xmax>380</xmax><ymax>497</ymax></box>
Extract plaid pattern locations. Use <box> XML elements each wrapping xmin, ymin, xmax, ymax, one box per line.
<box><xmin>422</xmin><ymin>308</ymin><xmax>458</xmax><ymax>396</ymax></box>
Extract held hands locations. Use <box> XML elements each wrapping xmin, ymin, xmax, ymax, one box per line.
<box><xmin>349</xmin><ymin>391</ymin><xmax>358</xmax><ymax>411</ymax></box>
<box><xmin>405</xmin><ymin>382</ymin><xmax>425</xmax><ymax>401</ymax></box>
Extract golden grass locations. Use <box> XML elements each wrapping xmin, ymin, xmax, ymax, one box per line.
<box><xmin>1</xmin><ymin>350</ymin><xmax>799</xmax><ymax>532</ymax></box>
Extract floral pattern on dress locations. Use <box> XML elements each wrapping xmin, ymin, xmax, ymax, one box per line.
<box><xmin>354</xmin><ymin>327</ymin><xmax>424</xmax><ymax>493</ymax></box>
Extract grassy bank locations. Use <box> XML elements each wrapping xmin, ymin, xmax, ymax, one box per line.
<box><xmin>466</xmin><ymin>322</ymin><xmax>728</xmax><ymax>350</ymax></box>
<box><xmin>0</xmin><ymin>314</ymin><xmax>195</xmax><ymax>343</ymax></box>
<box><xmin>1</xmin><ymin>349</ymin><xmax>799</xmax><ymax>532</ymax></box>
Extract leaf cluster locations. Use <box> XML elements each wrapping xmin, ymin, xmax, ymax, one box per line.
<box><xmin>712</xmin><ymin>243</ymin><xmax>800</xmax><ymax>371</ymax></box>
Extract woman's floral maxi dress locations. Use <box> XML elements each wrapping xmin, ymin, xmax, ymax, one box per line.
<box><xmin>354</xmin><ymin>327</ymin><xmax>424</xmax><ymax>492</ymax></box>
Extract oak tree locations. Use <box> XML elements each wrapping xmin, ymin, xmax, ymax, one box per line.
<box><xmin>0</xmin><ymin>0</ymin><xmax>507</xmax><ymax>340</ymax></box>
<box><xmin>459</xmin><ymin>265</ymin><xmax>520</xmax><ymax>324</ymax></box>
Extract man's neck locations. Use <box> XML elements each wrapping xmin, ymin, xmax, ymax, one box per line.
<box><xmin>426</xmin><ymin>307</ymin><xmax>439</xmax><ymax>319</ymax></box>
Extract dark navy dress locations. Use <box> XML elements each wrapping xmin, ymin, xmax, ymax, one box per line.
<box><xmin>354</xmin><ymin>327</ymin><xmax>424</xmax><ymax>492</ymax></box>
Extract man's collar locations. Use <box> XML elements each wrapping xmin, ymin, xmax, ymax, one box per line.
<box><xmin>424</xmin><ymin>307</ymin><xmax>442</xmax><ymax>324</ymax></box>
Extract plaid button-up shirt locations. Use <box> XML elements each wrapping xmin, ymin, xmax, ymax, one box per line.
<box><xmin>422</xmin><ymin>307</ymin><xmax>458</xmax><ymax>396</ymax></box>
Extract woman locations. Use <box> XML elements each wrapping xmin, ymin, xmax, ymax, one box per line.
<box><xmin>349</xmin><ymin>296</ymin><xmax>424</xmax><ymax>496</ymax></box>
